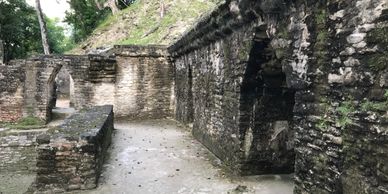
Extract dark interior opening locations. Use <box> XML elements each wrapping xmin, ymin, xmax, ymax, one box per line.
<box><xmin>239</xmin><ymin>28</ymin><xmax>295</xmax><ymax>174</ymax></box>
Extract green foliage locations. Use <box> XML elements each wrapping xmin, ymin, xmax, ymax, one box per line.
<box><xmin>316</xmin><ymin>101</ymin><xmax>331</xmax><ymax>130</ymax></box>
<box><xmin>0</xmin><ymin>0</ymin><xmax>73</xmax><ymax>59</ymax></box>
<box><xmin>1</xmin><ymin>116</ymin><xmax>45</xmax><ymax>130</ymax></box>
<box><xmin>366</xmin><ymin>27</ymin><xmax>388</xmax><ymax>46</ymax></box>
<box><xmin>116</xmin><ymin>0</ymin><xmax>216</xmax><ymax>45</ymax></box>
<box><xmin>46</xmin><ymin>18</ymin><xmax>75</xmax><ymax>54</ymax></box>
<box><xmin>315</xmin><ymin>9</ymin><xmax>327</xmax><ymax>26</ymax></box>
<box><xmin>336</xmin><ymin>100</ymin><xmax>355</xmax><ymax>128</ymax></box>
<box><xmin>361</xmin><ymin>90</ymin><xmax>388</xmax><ymax>112</ymax></box>
<box><xmin>0</xmin><ymin>0</ymin><xmax>42</xmax><ymax>60</ymax></box>
<box><xmin>65</xmin><ymin>0</ymin><xmax>110</xmax><ymax>43</ymax></box>
<box><xmin>367</xmin><ymin>53</ymin><xmax>388</xmax><ymax>71</ymax></box>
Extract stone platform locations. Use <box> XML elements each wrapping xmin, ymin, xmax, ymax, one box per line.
<box><xmin>29</xmin><ymin>105</ymin><xmax>114</xmax><ymax>193</ymax></box>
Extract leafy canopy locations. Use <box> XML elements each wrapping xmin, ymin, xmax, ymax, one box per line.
<box><xmin>0</xmin><ymin>0</ymin><xmax>74</xmax><ymax>60</ymax></box>
<box><xmin>0</xmin><ymin>0</ymin><xmax>42</xmax><ymax>60</ymax></box>
<box><xmin>64</xmin><ymin>0</ymin><xmax>109</xmax><ymax>43</ymax></box>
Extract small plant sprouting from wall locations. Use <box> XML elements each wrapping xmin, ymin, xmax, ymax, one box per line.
<box><xmin>316</xmin><ymin>102</ymin><xmax>331</xmax><ymax>130</ymax></box>
<box><xmin>367</xmin><ymin>53</ymin><xmax>388</xmax><ymax>71</ymax></box>
<box><xmin>314</xmin><ymin>96</ymin><xmax>356</xmax><ymax>130</ymax></box>
<box><xmin>336</xmin><ymin>100</ymin><xmax>356</xmax><ymax>128</ymax></box>
<box><xmin>361</xmin><ymin>90</ymin><xmax>388</xmax><ymax>112</ymax></box>
<box><xmin>316</xmin><ymin>96</ymin><xmax>332</xmax><ymax>130</ymax></box>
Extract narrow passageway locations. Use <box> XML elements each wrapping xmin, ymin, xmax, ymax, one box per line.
<box><xmin>85</xmin><ymin>120</ymin><xmax>293</xmax><ymax>194</ymax></box>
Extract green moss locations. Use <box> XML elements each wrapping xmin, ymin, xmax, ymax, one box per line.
<box><xmin>316</xmin><ymin>101</ymin><xmax>331</xmax><ymax>130</ymax></box>
<box><xmin>336</xmin><ymin>100</ymin><xmax>355</xmax><ymax>128</ymax></box>
<box><xmin>238</xmin><ymin>40</ymin><xmax>253</xmax><ymax>61</ymax></box>
<box><xmin>315</xmin><ymin>9</ymin><xmax>327</xmax><ymax>26</ymax></box>
<box><xmin>314</xmin><ymin>9</ymin><xmax>329</xmax><ymax>69</ymax></box>
<box><xmin>361</xmin><ymin>101</ymin><xmax>387</xmax><ymax>112</ymax></box>
<box><xmin>366</xmin><ymin>27</ymin><xmax>388</xmax><ymax>45</ymax></box>
<box><xmin>360</xmin><ymin>90</ymin><xmax>388</xmax><ymax>112</ymax></box>
<box><xmin>367</xmin><ymin>53</ymin><xmax>388</xmax><ymax>71</ymax></box>
<box><xmin>2</xmin><ymin>116</ymin><xmax>45</xmax><ymax>130</ymax></box>
<box><xmin>277</xmin><ymin>25</ymin><xmax>289</xmax><ymax>39</ymax></box>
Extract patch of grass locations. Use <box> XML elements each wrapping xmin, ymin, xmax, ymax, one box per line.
<box><xmin>2</xmin><ymin>116</ymin><xmax>45</xmax><ymax>130</ymax></box>
<box><xmin>116</xmin><ymin>0</ymin><xmax>216</xmax><ymax>45</ymax></box>
<box><xmin>69</xmin><ymin>0</ymin><xmax>219</xmax><ymax>53</ymax></box>
<box><xmin>97</xmin><ymin>0</ymin><xmax>143</xmax><ymax>31</ymax></box>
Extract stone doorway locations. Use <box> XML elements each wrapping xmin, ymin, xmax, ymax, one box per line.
<box><xmin>47</xmin><ymin>65</ymin><xmax>76</xmax><ymax>123</ymax></box>
<box><xmin>239</xmin><ymin>27</ymin><xmax>296</xmax><ymax>174</ymax></box>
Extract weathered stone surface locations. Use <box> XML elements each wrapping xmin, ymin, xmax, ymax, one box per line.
<box><xmin>0</xmin><ymin>45</ymin><xmax>173</xmax><ymax>123</ymax></box>
<box><xmin>29</xmin><ymin>105</ymin><xmax>114</xmax><ymax>193</ymax></box>
<box><xmin>114</xmin><ymin>45</ymin><xmax>174</xmax><ymax>119</ymax></box>
<box><xmin>0</xmin><ymin>60</ymin><xmax>24</xmax><ymax>122</ymax></box>
<box><xmin>0</xmin><ymin>129</ymin><xmax>46</xmax><ymax>174</ymax></box>
<box><xmin>170</xmin><ymin>0</ymin><xmax>296</xmax><ymax>175</ymax></box>
<box><xmin>170</xmin><ymin>0</ymin><xmax>388</xmax><ymax>193</ymax></box>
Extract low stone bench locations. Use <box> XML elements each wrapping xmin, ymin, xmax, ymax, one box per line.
<box><xmin>29</xmin><ymin>105</ymin><xmax>114</xmax><ymax>193</ymax></box>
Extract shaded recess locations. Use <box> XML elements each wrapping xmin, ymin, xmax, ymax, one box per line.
<box><xmin>46</xmin><ymin>64</ymin><xmax>75</xmax><ymax>122</ymax></box>
<box><xmin>239</xmin><ymin>26</ymin><xmax>295</xmax><ymax>174</ymax></box>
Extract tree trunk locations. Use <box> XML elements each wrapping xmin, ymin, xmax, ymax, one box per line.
<box><xmin>104</xmin><ymin>0</ymin><xmax>119</xmax><ymax>14</ymax></box>
<box><xmin>94</xmin><ymin>0</ymin><xmax>103</xmax><ymax>10</ymax></box>
<box><xmin>160</xmin><ymin>0</ymin><xmax>165</xmax><ymax>18</ymax></box>
<box><xmin>0</xmin><ymin>39</ymin><xmax>4</xmax><ymax>64</ymax></box>
<box><xmin>35</xmin><ymin>0</ymin><xmax>50</xmax><ymax>55</ymax></box>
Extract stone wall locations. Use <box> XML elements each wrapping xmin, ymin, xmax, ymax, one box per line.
<box><xmin>0</xmin><ymin>61</ymin><xmax>24</xmax><ymax>122</ymax></box>
<box><xmin>170</xmin><ymin>0</ymin><xmax>388</xmax><ymax>193</ymax></box>
<box><xmin>0</xmin><ymin>45</ymin><xmax>173</xmax><ymax>122</ymax></box>
<box><xmin>30</xmin><ymin>105</ymin><xmax>114</xmax><ymax>193</ymax></box>
<box><xmin>114</xmin><ymin>45</ymin><xmax>174</xmax><ymax>119</ymax></box>
<box><xmin>0</xmin><ymin>129</ymin><xmax>46</xmax><ymax>173</ymax></box>
<box><xmin>169</xmin><ymin>0</ymin><xmax>296</xmax><ymax>175</ymax></box>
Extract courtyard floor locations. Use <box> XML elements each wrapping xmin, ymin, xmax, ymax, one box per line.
<box><xmin>83</xmin><ymin>119</ymin><xmax>294</xmax><ymax>194</ymax></box>
<box><xmin>0</xmin><ymin>119</ymin><xmax>294</xmax><ymax>194</ymax></box>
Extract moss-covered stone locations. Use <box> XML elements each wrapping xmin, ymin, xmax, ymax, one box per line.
<box><xmin>367</xmin><ymin>53</ymin><xmax>388</xmax><ymax>71</ymax></box>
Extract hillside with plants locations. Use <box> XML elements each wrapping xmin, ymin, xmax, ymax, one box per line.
<box><xmin>70</xmin><ymin>0</ymin><xmax>220</xmax><ymax>54</ymax></box>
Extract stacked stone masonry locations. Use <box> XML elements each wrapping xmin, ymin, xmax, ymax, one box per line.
<box><xmin>0</xmin><ymin>45</ymin><xmax>173</xmax><ymax>122</ymax></box>
<box><xmin>0</xmin><ymin>129</ymin><xmax>46</xmax><ymax>174</ymax></box>
<box><xmin>0</xmin><ymin>0</ymin><xmax>387</xmax><ymax>193</ymax></box>
<box><xmin>30</xmin><ymin>105</ymin><xmax>114</xmax><ymax>193</ymax></box>
<box><xmin>169</xmin><ymin>0</ymin><xmax>388</xmax><ymax>193</ymax></box>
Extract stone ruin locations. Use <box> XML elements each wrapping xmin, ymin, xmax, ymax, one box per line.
<box><xmin>0</xmin><ymin>0</ymin><xmax>387</xmax><ymax>193</ymax></box>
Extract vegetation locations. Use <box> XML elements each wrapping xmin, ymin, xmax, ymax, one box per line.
<box><xmin>64</xmin><ymin>0</ymin><xmax>110</xmax><ymax>43</ymax></box>
<box><xmin>69</xmin><ymin>0</ymin><xmax>219</xmax><ymax>53</ymax></box>
<box><xmin>316</xmin><ymin>101</ymin><xmax>331</xmax><ymax>130</ymax></box>
<box><xmin>336</xmin><ymin>100</ymin><xmax>355</xmax><ymax>128</ymax></box>
<box><xmin>361</xmin><ymin>90</ymin><xmax>388</xmax><ymax>112</ymax></box>
<box><xmin>0</xmin><ymin>0</ymin><xmax>42</xmax><ymax>60</ymax></box>
<box><xmin>0</xmin><ymin>116</ymin><xmax>45</xmax><ymax>130</ymax></box>
<box><xmin>46</xmin><ymin>18</ymin><xmax>75</xmax><ymax>54</ymax></box>
<box><xmin>0</xmin><ymin>0</ymin><xmax>76</xmax><ymax>60</ymax></box>
<box><xmin>117</xmin><ymin>0</ymin><xmax>215</xmax><ymax>45</ymax></box>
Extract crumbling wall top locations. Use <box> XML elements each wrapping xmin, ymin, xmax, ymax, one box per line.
<box><xmin>113</xmin><ymin>44</ymin><xmax>169</xmax><ymax>57</ymax></box>
<box><xmin>168</xmin><ymin>0</ymin><xmax>289</xmax><ymax>56</ymax></box>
